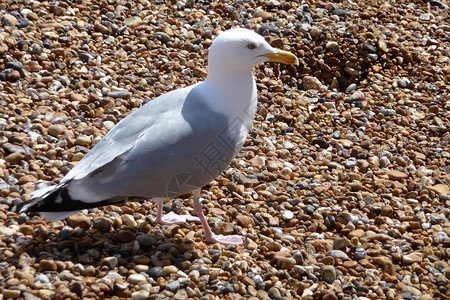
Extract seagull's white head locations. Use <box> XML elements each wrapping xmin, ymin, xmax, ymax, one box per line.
<box><xmin>207</xmin><ymin>28</ymin><xmax>299</xmax><ymax>75</ymax></box>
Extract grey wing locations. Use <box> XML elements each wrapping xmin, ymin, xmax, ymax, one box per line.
<box><xmin>67</xmin><ymin>103</ymin><xmax>231</xmax><ymax>202</ymax></box>
<box><xmin>62</xmin><ymin>87</ymin><xmax>192</xmax><ymax>183</ymax></box>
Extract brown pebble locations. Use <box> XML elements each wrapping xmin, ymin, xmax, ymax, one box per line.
<box><xmin>348</xmin><ymin>229</ymin><xmax>365</xmax><ymax>239</ymax></box>
<box><xmin>163</xmin><ymin>265</ymin><xmax>178</xmax><ymax>274</ymax></box>
<box><xmin>39</xmin><ymin>259</ymin><xmax>57</xmax><ymax>271</ymax></box>
<box><xmin>418</xmin><ymin>294</ymin><xmax>434</xmax><ymax>300</ymax></box>
<box><xmin>48</xmin><ymin>124</ymin><xmax>66</xmax><ymax>137</ymax></box>
<box><xmin>274</xmin><ymin>252</ymin><xmax>296</xmax><ymax>269</ymax></box>
<box><xmin>236</xmin><ymin>215</ymin><xmax>255</xmax><ymax>227</ymax></box>
<box><xmin>429</xmin><ymin>105</ymin><xmax>439</xmax><ymax>114</ymax></box>
<box><xmin>409</xmin><ymin>221</ymin><xmax>421</xmax><ymax>230</ymax></box>
<box><xmin>3</xmin><ymin>289</ymin><xmax>21</xmax><ymax>298</ymax></box>
<box><xmin>82</xmin><ymin>265</ymin><xmax>97</xmax><ymax>276</ymax></box>
<box><xmin>386</xmin><ymin>170</ymin><xmax>408</xmax><ymax>180</ymax></box>
<box><xmin>5</xmin><ymin>153</ymin><xmax>25</xmax><ymax>165</ymax></box>
<box><xmin>118</xmin><ymin>230</ymin><xmax>136</xmax><ymax>243</ymax></box>
<box><xmin>70</xmin><ymin>93</ymin><xmax>88</xmax><ymax>103</ymax></box>
<box><xmin>7</xmin><ymin>70</ymin><xmax>21</xmax><ymax>81</ymax></box>
<box><xmin>372</xmin><ymin>257</ymin><xmax>395</xmax><ymax>275</ymax></box>
<box><xmin>429</xmin><ymin>184</ymin><xmax>449</xmax><ymax>196</ymax></box>
<box><xmin>333</xmin><ymin>237</ymin><xmax>349</xmax><ymax>250</ymax></box>
<box><xmin>343</xmin><ymin>260</ymin><xmax>358</xmax><ymax>269</ymax></box>
<box><xmin>67</xmin><ymin>213</ymin><xmax>91</xmax><ymax>229</ymax></box>
<box><xmin>18</xmin><ymin>175</ymin><xmax>38</xmax><ymax>184</ymax></box>
<box><xmin>323</xmin><ymin>293</ymin><xmax>338</xmax><ymax>300</ymax></box>
<box><xmin>278</xmin><ymin>257</ymin><xmax>296</xmax><ymax>269</ymax></box>
<box><xmin>320</xmin><ymin>256</ymin><xmax>335</xmax><ymax>265</ymax></box>
<box><xmin>381</xmin><ymin>205</ymin><xmax>393</xmax><ymax>216</ymax></box>
<box><xmin>226</xmin><ymin>182</ymin><xmax>244</xmax><ymax>195</ymax></box>
<box><xmin>19</xmin><ymin>225</ymin><xmax>33</xmax><ymax>235</ymax></box>
<box><xmin>5</xmin><ymin>277</ymin><xmax>20</xmax><ymax>287</ymax></box>
<box><xmin>93</xmin><ymin>217</ymin><xmax>113</xmax><ymax>231</ymax></box>
<box><xmin>75</xmin><ymin>136</ymin><xmax>91</xmax><ymax>146</ymax></box>
<box><xmin>403</xmin><ymin>252</ymin><xmax>423</xmax><ymax>265</ymax></box>
<box><xmin>1</xmin><ymin>14</ymin><xmax>18</xmax><ymax>26</ymax></box>
<box><xmin>242</xmin><ymin>276</ymin><xmax>255</xmax><ymax>286</ymax></box>
<box><xmin>254</xmin><ymin>10</ymin><xmax>274</xmax><ymax>20</ymax></box>
<box><xmin>94</xmin><ymin>22</ymin><xmax>110</xmax><ymax>34</ymax></box>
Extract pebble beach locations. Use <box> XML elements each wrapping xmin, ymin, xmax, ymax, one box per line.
<box><xmin>0</xmin><ymin>0</ymin><xmax>450</xmax><ymax>299</ymax></box>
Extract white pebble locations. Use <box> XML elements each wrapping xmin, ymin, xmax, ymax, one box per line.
<box><xmin>131</xmin><ymin>291</ymin><xmax>149</xmax><ymax>300</ymax></box>
<box><xmin>127</xmin><ymin>273</ymin><xmax>147</xmax><ymax>284</ymax></box>
<box><xmin>103</xmin><ymin>120</ymin><xmax>115</xmax><ymax>130</ymax></box>
<box><xmin>283</xmin><ymin>141</ymin><xmax>295</xmax><ymax>149</ymax></box>
<box><xmin>280</xmin><ymin>167</ymin><xmax>292</xmax><ymax>175</ymax></box>
<box><xmin>281</xmin><ymin>210</ymin><xmax>294</xmax><ymax>221</ymax></box>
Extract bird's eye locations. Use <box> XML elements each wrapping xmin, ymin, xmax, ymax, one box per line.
<box><xmin>247</xmin><ymin>43</ymin><xmax>256</xmax><ymax>50</ymax></box>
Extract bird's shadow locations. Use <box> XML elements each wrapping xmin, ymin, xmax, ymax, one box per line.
<box><xmin>9</xmin><ymin>206</ymin><xmax>204</xmax><ymax>273</ymax></box>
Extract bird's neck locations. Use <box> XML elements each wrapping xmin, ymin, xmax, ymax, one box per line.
<box><xmin>202</xmin><ymin>67</ymin><xmax>257</xmax><ymax>120</ymax></box>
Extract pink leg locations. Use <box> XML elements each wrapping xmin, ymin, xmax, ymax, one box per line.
<box><xmin>155</xmin><ymin>202</ymin><xmax>188</xmax><ymax>225</ymax></box>
<box><xmin>192</xmin><ymin>189</ymin><xmax>243</xmax><ymax>245</ymax></box>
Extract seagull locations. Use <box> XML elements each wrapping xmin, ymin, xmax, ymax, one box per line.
<box><xmin>13</xmin><ymin>28</ymin><xmax>299</xmax><ymax>245</ymax></box>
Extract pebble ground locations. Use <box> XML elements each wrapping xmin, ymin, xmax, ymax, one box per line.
<box><xmin>1</xmin><ymin>0</ymin><xmax>449</xmax><ymax>299</ymax></box>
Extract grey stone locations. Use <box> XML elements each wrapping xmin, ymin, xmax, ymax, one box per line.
<box><xmin>332</xmin><ymin>9</ymin><xmax>351</xmax><ymax>17</ymax></box>
<box><xmin>23</xmin><ymin>293</ymin><xmax>41</xmax><ymax>300</ymax></box>
<box><xmin>49</xmin><ymin>81</ymin><xmax>64</xmax><ymax>91</ymax></box>
<box><xmin>3</xmin><ymin>143</ymin><xmax>27</xmax><ymax>155</ymax></box>
<box><xmin>333</xmin><ymin>237</ymin><xmax>349</xmax><ymax>250</ymax></box>
<box><xmin>218</xmin><ymin>282</ymin><xmax>234</xmax><ymax>294</ymax></box>
<box><xmin>101</xmin><ymin>256</ymin><xmax>118</xmax><ymax>270</ymax></box>
<box><xmin>354</xmin><ymin>248</ymin><xmax>367</xmax><ymax>260</ymax></box>
<box><xmin>344</xmin><ymin>160</ymin><xmax>357</xmax><ymax>168</ymax></box>
<box><xmin>327</xmin><ymin>250</ymin><xmax>349</xmax><ymax>260</ymax></box>
<box><xmin>34</xmin><ymin>274</ymin><xmax>50</xmax><ymax>283</ymax></box>
<box><xmin>5</xmin><ymin>61</ymin><xmax>23</xmax><ymax>71</ymax></box>
<box><xmin>79</xmin><ymin>52</ymin><xmax>95</xmax><ymax>62</ymax></box>
<box><xmin>16</xmin><ymin>17</ymin><xmax>30</xmax><ymax>28</ymax></box>
<box><xmin>293</xmin><ymin>252</ymin><xmax>304</xmax><ymax>265</ymax></box>
<box><xmin>345</xmin><ymin>83</ymin><xmax>357</xmax><ymax>92</ymax></box>
<box><xmin>154</xmin><ymin>32</ymin><xmax>171</xmax><ymax>43</ymax></box>
<box><xmin>93</xmin><ymin>217</ymin><xmax>113</xmax><ymax>231</ymax></box>
<box><xmin>165</xmin><ymin>281</ymin><xmax>181</xmax><ymax>293</ymax></box>
<box><xmin>107</xmin><ymin>91</ymin><xmax>131</xmax><ymax>99</ymax></box>
<box><xmin>257</xmin><ymin>24</ymin><xmax>279</xmax><ymax>35</ymax></box>
<box><xmin>147</xmin><ymin>266</ymin><xmax>163</xmax><ymax>279</ymax></box>
<box><xmin>321</xmin><ymin>265</ymin><xmax>337</xmax><ymax>284</ymax></box>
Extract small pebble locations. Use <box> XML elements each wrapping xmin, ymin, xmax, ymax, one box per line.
<box><xmin>101</xmin><ymin>257</ymin><xmax>118</xmax><ymax>270</ymax></box>
<box><xmin>165</xmin><ymin>281</ymin><xmax>181</xmax><ymax>293</ymax></box>
<box><xmin>148</xmin><ymin>266</ymin><xmax>164</xmax><ymax>279</ymax></box>
<box><xmin>67</xmin><ymin>213</ymin><xmax>91</xmax><ymax>229</ymax></box>
<box><xmin>127</xmin><ymin>273</ymin><xmax>147</xmax><ymax>284</ymax></box>
<box><xmin>93</xmin><ymin>217</ymin><xmax>113</xmax><ymax>231</ymax></box>
<box><xmin>321</xmin><ymin>265</ymin><xmax>337</xmax><ymax>284</ymax></box>
<box><xmin>34</xmin><ymin>274</ymin><xmax>50</xmax><ymax>284</ymax></box>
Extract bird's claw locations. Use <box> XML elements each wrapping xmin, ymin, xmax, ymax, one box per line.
<box><xmin>157</xmin><ymin>211</ymin><xmax>188</xmax><ymax>225</ymax></box>
<box><xmin>206</xmin><ymin>233</ymin><xmax>244</xmax><ymax>245</ymax></box>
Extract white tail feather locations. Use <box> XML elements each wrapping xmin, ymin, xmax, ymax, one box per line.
<box><xmin>41</xmin><ymin>210</ymin><xmax>82</xmax><ymax>222</ymax></box>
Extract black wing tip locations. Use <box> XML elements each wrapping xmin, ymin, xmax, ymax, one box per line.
<box><xmin>11</xmin><ymin>184</ymin><xmax>129</xmax><ymax>215</ymax></box>
<box><xmin>8</xmin><ymin>185</ymin><xmax>65</xmax><ymax>214</ymax></box>
<box><xmin>9</xmin><ymin>204</ymin><xmax>19</xmax><ymax>213</ymax></box>
<box><xmin>9</xmin><ymin>199</ymin><xmax>29</xmax><ymax>213</ymax></box>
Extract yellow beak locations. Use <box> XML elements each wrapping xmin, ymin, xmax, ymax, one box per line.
<box><xmin>263</xmin><ymin>49</ymin><xmax>299</xmax><ymax>65</ymax></box>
